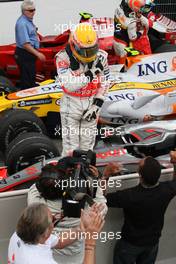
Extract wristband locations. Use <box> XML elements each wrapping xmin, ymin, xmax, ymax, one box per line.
<box><xmin>93</xmin><ymin>98</ymin><xmax>104</xmax><ymax>107</ymax></box>
<box><xmin>85</xmin><ymin>246</ymin><xmax>95</xmax><ymax>251</ymax></box>
<box><xmin>85</xmin><ymin>241</ymin><xmax>96</xmax><ymax>247</ymax></box>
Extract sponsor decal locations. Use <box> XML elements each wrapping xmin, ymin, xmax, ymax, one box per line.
<box><xmin>152</xmin><ymin>79</ymin><xmax>176</xmax><ymax>89</ymax></box>
<box><xmin>108</xmin><ymin>93</ymin><xmax>135</xmax><ymax>101</ymax></box>
<box><xmin>14</xmin><ymin>84</ymin><xmax>62</xmax><ymax>99</ymax></box>
<box><xmin>96</xmin><ymin>148</ymin><xmax>127</xmax><ymax>159</ymax></box>
<box><xmin>41</xmin><ymin>84</ymin><xmax>61</xmax><ymax>92</ymax></box>
<box><xmin>18</xmin><ymin>98</ymin><xmax>52</xmax><ymax>107</ymax></box>
<box><xmin>108</xmin><ymin>117</ymin><xmax>139</xmax><ymax>124</ymax></box>
<box><xmin>57</xmin><ymin>60</ymin><xmax>68</xmax><ymax>74</ymax></box>
<box><xmin>24</xmin><ymin>166</ymin><xmax>39</xmax><ymax>175</ymax></box>
<box><xmin>138</xmin><ymin>61</ymin><xmax>168</xmax><ymax>76</ymax></box>
<box><xmin>57</xmin><ymin>60</ymin><xmax>68</xmax><ymax>68</ymax></box>
<box><xmin>112</xmin><ymin>82</ymin><xmax>136</xmax><ymax>90</ymax></box>
<box><xmin>16</xmin><ymin>87</ymin><xmax>38</xmax><ymax>97</ymax></box>
<box><xmin>58</xmin><ymin>68</ymin><xmax>67</xmax><ymax>74</ymax></box>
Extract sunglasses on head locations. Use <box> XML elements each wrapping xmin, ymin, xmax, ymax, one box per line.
<box><xmin>26</xmin><ymin>9</ymin><xmax>36</xmax><ymax>13</ymax></box>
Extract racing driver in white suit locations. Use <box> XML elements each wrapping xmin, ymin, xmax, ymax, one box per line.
<box><xmin>114</xmin><ymin>0</ymin><xmax>150</xmax><ymax>64</ymax></box>
<box><xmin>55</xmin><ymin>23</ymin><xmax>110</xmax><ymax>156</ymax></box>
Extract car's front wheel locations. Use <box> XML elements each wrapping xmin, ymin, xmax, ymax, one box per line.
<box><xmin>0</xmin><ymin>109</ymin><xmax>47</xmax><ymax>152</ymax></box>
<box><xmin>5</xmin><ymin>132</ymin><xmax>60</xmax><ymax>175</ymax></box>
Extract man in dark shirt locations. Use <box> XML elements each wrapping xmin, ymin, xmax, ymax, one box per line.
<box><xmin>103</xmin><ymin>153</ymin><xmax>176</xmax><ymax>264</ymax></box>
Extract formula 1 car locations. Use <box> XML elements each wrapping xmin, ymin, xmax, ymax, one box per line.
<box><xmin>0</xmin><ymin>120</ymin><xmax>175</xmax><ymax>191</ymax></box>
<box><xmin>0</xmin><ymin>11</ymin><xmax>175</xmax><ymax>85</ymax></box>
<box><xmin>101</xmin><ymin>56</ymin><xmax>176</xmax><ymax>125</ymax></box>
<box><xmin>0</xmin><ymin>51</ymin><xmax>175</xmax><ymax>152</ymax></box>
<box><xmin>97</xmin><ymin>120</ymin><xmax>176</xmax><ymax>158</ymax></box>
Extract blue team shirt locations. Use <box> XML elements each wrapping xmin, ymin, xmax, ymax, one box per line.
<box><xmin>15</xmin><ymin>15</ymin><xmax>39</xmax><ymax>49</ymax></box>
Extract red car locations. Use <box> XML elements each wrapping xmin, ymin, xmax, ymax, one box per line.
<box><xmin>0</xmin><ymin>30</ymin><xmax>70</xmax><ymax>85</ymax></box>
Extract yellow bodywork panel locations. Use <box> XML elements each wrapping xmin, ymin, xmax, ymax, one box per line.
<box><xmin>0</xmin><ymin>92</ymin><xmax>63</xmax><ymax>117</ymax></box>
<box><xmin>0</xmin><ymin>79</ymin><xmax>176</xmax><ymax>118</ymax></box>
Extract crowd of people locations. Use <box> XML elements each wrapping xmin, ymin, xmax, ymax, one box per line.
<box><xmin>8</xmin><ymin>152</ymin><xmax>176</xmax><ymax>264</ymax></box>
<box><xmin>7</xmin><ymin>0</ymin><xmax>176</xmax><ymax>263</ymax></box>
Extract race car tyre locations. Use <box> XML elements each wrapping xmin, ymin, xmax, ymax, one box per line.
<box><xmin>0</xmin><ymin>109</ymin><xmax>47</xmax><ymax>152</ymax></box>
<box><xmin>0</xmin><ymin>76</ymin><xmax>17</xmax><ymax>94</ymax></box>
<box><xmin>154</xmin><ymin>44</ymin><xmax>176</xmax><ymax>53</ymax></box>
<box><xmin>6</xmin><ymin>132</ymin><xmax>60</xmax><ymax>175</ymax></box>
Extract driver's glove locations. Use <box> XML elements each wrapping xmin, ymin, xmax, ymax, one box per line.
<box><xmin>139</xmin><ymin>15</ymin><xmax>149</xmax><ymax>29</ymax></box>
<box><xmin>83</xmin><ymin>98</ymin><xmax>104</xmax><ymax>122</ymax></box>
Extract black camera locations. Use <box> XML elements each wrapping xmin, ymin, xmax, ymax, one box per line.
<box><xmin>58</xmin><ymin>150</ymin><xmax>97</xmax><ymax>218</ymax></box>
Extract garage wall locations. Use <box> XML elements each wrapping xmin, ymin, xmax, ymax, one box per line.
<box><xmin>0</xmin><ymin>1</ymin><xmax>175</xmax><ymax>45</ymax></box>
<box><xmin>0</xmin><ymin>0</ymin><xmax>119</xmax><ymax>45</ymax></box>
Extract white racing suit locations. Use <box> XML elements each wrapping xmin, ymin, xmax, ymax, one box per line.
<box><xmin>114</xmin><ymin>6</ymin><xmax>149</xmax><ymax>63</ymax></box>
<box><xmin>56</xmin><ymin>45</ymin><xmax>110</xmax><ymax>156</ymax></box>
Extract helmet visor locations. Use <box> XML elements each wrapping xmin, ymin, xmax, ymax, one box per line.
<box><xmin>73</xmin><ymin>42</ymin><xmax>98</xmax><ymax>59</ymax></box>
<box><xmin>140</xmin><ymin>3</ymin><xmax>155</xmax><ymax>13</ymax></box>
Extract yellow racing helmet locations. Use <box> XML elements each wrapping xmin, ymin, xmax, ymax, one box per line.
<box><xmin>69</xmin><ymin>23</ymin><xmax>98</xmax><ymax>63</ymax></box>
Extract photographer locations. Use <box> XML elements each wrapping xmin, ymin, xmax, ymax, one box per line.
<box><xmin>27</xmin><ymin>153</ymin><xmax>108</xmax><ymax>264</ymax></box>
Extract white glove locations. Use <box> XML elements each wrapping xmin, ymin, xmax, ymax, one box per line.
<box><xmin>82</xmin><ymin>104</ymin><xmax>100</xmax><ymax>122</ymax></box>
<box><xmin>82</xmin><ymin>98</ymin><xmax>104</xmax><ymax>122</ymax></box>
<box><xmin>140</xmin><ymin>15</ymin><xmax>149</xmax><ymax>29</ymax></box>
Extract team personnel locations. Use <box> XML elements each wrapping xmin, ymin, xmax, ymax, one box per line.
<box><xmin>103</xmin><ymin>155</ymin><xmax>176</xmax><ymax>263</ymax></box>
<box><xmin>15</xmin><ymin>0</ymin><xmax>46</xmax><ymax>89</ymax></box>
<box><xmin>114</xmin><ymin>0</ymin><xmax>150</xmax><ymax>64</ymax></box>
<box><xmin>56</xmin><ymin>23</ymin><xmax>110</xmax><ymax>156</ymax></box>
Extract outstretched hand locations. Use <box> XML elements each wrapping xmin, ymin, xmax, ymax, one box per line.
<box><xmin>103</xmin><ymin>162</ymin><xmax>122</xmax><ymax>180</ymax></box>
<box><xmin>80</xmin><ymin>208</ymin><xmax>105</xmax><ymax>234</ymax></box>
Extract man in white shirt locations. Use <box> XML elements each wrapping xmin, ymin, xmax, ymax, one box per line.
<box><xmin>8</xmin><ymin>203</ymin><xmax>59</xmax><ymax>264</ymax></box>
<box><xmin>8</xmin><ymin>232</ymin><xmax>58</xmax><ymax>264</ymax></box>
<box><xmin>8</xmin><ymin>202</ymin><xmax>105</xmax><ymax>264</ymax></box>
